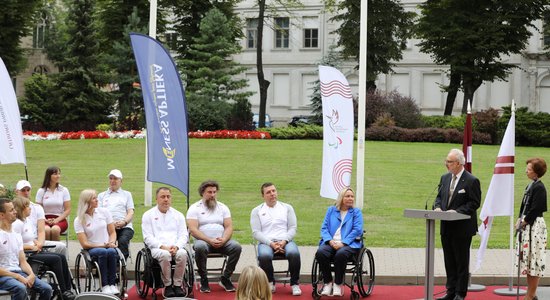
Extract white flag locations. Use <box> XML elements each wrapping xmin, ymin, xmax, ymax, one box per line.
<box><xmin>0</xmin><ymin>57</ymin><xmax>26</xmax><ymax>165</ymax></box>
<box><xmin>319</xmin><ymin>66</ymin><xmax>354</xmax><ymax>199</ymax></box>
<box><xmin>475</xmin><ymin>112</ymin><xmax>515</xmax><ymax>271</ymax></box>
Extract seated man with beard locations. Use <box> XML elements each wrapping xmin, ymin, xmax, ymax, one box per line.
<box><xmin>187</xmin><ymin>180</ymin><xmax>242</xmax><ymax>293</ymax></box>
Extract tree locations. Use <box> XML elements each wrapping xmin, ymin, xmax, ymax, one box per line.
<box><xmin>179</xmin><ymin>7</ymin><xmax>253</xmax><ymax>131</ymax></box>
<box><xmin>310</xmin><ymin>47</ymin><xmax>344</xmax><ymax>125</ymax></box>
<box><xmin>53</xmin><ymin>0</ymin><xmax>112</xmax><ymax>130</ymax></box>
<box><xmin>163</xmin><ymin>0</ymin><xmax>239</xmax><ymax>59</ymax></box>
<box><xmin>0</xmin><ymin>0</ymin><xmax>43</xmax><ymax>76</ymax></box>
<box><xmin>103</xmin><ymin>7</ymin><xmax>148</xmax><ymax>130</ymax></box>
<box><xmin>330</xmin><ymin>0</ymin><xmax>414</xmax><ymax>90</ymax></box>
<box><xmin>416</xmin><ymin>0</ymin><xmax>547</xmax><ymax>115</ymax></box>
<box><xmin>20</xmin><ymin>73</ymin><xmax>60</xmax><ymax>130</ymax></box>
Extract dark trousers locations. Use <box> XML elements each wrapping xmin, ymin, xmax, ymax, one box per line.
<box><xmin>29</xmin><ymin>252</ymin><xmax>72</xmax><ymax>292</ymax></box>
<box><xmin>116</xmin><ymin>227</ymin><xmax>134</xmax><ymax>259</ymax></box>
<box><xmin>194</xmin><ymin>239</ymin><xmax>242</xmax><ymax>279</ymax></box>
<box><xmin>315</xmin><ymin>244</ymin><xmax>359</xmax><ymax>285</ymax></box>
<box><xmin>441</xmin><ymin>234</ymin><xmax>472</xmax><ymax>297</ymax></box>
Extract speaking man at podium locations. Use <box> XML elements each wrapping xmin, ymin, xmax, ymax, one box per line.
<box><xmin>433</xmin><ymin>149</ymin><xmax>481</xmax><ymax>300</ymax></box>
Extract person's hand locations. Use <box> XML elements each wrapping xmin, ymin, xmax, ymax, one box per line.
<box><xmin>211</xmin><ymin>237</ymin><xmax>224</xmax><ymax>249</ymax></box>
<box><xmin>270</xmin><ymin>241</ymin><xmax>284</xmax><ymax>254</ymax></box>
<box><xmin>434</xmin><ymin>208</ymin><xmax>442</xmax><ymax>212</ymax></box>
<box><xmin>104</xmin><ymin>241</ymin><xmax>117</xmax><ymax>248</ymax></box>
<box><xmin>25</xmin><ymin>273</ymin><xmax>35</xmax><ymax>288</ymax></box>
<box><xmin>329</xmin><ymin>240</ymin><xmax>344</xmax><ymax>250</ymax></box>
<box><xmin>34</xmin><ymin>240</ymin><xmax>43</xmax><ymax>252</ymax></box>
<box><xmin>168</xmin><ymin>246</ymin><xmax>179</xmax><ymax>256</ymax></box>
<box><xmin>46</xmin><ymin>218</ymin><xmax>54</xmax><ymax>226</ymax></box>
<box><xmin>114</xmin><ymin>220</ymin><xmax>126</xmax><ymax>229</ymax></box>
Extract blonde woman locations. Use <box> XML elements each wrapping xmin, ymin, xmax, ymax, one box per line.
<box><xmin>235</xmin><ymin>265</ymin><xmax>272</xmax><ymax>300</ymax></box>
<box><xmin>74</xmin><ymin>189</ymin><xmax>119</xmax><ymax>295</ymax></box>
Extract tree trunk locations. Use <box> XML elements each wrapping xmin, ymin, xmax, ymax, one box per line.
<box><xmin>462</xmin><ymin>76</ymin><xmax>482</xmax><ymax>114</ymax></box>
<box><xmin>256</xmin><ymin>0</ymin><xmax>270</xmax><ymax>128</ymax></box>
<box><xmin>444</xmin><ymin>69</ymin><xmax>461</xmax><ymax>116</ymax></box>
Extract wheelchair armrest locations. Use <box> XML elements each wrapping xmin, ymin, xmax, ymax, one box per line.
<box><xmin>115</xmin><ymin>248</ymin><xmax>127</xmax><ymax>267</ymax></box>
<box><xmin>80</xmin><ymin>249</ymin><xmax>93</xmax><ymax>262</ymax></box>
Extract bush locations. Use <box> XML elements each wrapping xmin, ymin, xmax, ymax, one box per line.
<box><xmin>96</xmin><ymin>124</ymin><xmax>112</xmax><ymax>131</ymax></box>
<box><xmin>227</xmin><ymin>99</ymin><xmax>254</xmax><ymax>131</ymax></box>
<box><xmin>474</xmin><ymin>108</ymin><xmax>500</xmax><ymax>144</ymax></box>
<box><xmin>187</xmin><ymin>100</ymin><xmax>230</xmax><ymax>131</ymax></box>
<box><xmin>366</xmin><ymin>126</ymin><xmax>492</xmax><ymax>144</ymax></box>
<box><xmin>261</xmin><ymin>124</ymin><xmax>323</xmax><ymax>139</ymax></box>
<box><xmin>500</xmin><ymin>106</ymin><xmax>550</xmax><ymax>147</ymax></box>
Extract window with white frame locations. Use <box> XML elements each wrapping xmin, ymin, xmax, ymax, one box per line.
<box><xmin>274</xmin><ymin>17</ymin><xmax>290</xmax><ymax>48</ymax></box>
<box><xmin>247</xmin><ymin>18</ymin><xmax>258</xmax><ymax>49</ymax></box>
<box><xmin>303</xmin><ymin>16</ymin><xmax>319</xmax><ymax>48</ymax></box>
<box><xmin>33</xmin><ymin>13</ymin><xmax>47</xmax><ymax>49</ymax></box>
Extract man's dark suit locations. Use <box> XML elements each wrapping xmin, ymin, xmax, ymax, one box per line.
<box><xmin>434</xmin><ymin>170</ymin><xmax>481</xmax><ymax>298</ymax></box>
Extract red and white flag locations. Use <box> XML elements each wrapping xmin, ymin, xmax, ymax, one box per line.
<box><xmin>319</xmin><ymin>66</ymin><xmax>354</xmax><ymax>199</ymax></box>
<box><xmin>462</xmin><ymin>102</ymin><xmax>472</xmax><ymax>173</ymax></box>
<box><xmin>475</xmin><ymin>110</ymin><xmax>515</xmax><ymax>271</ymax></box>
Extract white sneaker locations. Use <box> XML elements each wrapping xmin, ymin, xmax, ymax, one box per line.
<box><xmin>101</xmin><ymin>285</ymin><xmax>112</xmax><ymax>294</ymax></box>
<box><xmin>110</xmin><ymin>285</ymin><xmax>120</xmax><ymax>294</ymax></box>
<box><xmin>269</xmin><ymin>282</ymin><xmax>276</xmax><ymax>293</ymax></box>
<box><xmin>291</xmin><ymin>285</ymin><xmax>302</xmax><ymax>296</ymax></box>
<box><xmin>332</xmin><ymin>284</ymin><xmax>343</xmax><ymax>297</ymax></box>
<box><xmin>320</xmin><ymin>283</ymin><xmax>332</xmax><ymax>296</ymax></box>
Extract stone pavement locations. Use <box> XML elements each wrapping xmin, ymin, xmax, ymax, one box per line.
<box><xmin>65</xmin><ymin>241</ymin><xmax>549</xmax><ymax>287</ymax></box>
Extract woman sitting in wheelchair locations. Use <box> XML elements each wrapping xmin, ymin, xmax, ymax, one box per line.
<box><xmin>315</xmin><ymin>188</ymin><xmax>363</xmax><ymax>297</ymax></box>
<box><xmin>74</xmin><ymin>189</ymin><xmax>119</xmax><ymax>295</ymax></box>
<box><xmin>12</xmin><ymin>196</ymin><xmax>76</xmax><ymax>300</ymax></box>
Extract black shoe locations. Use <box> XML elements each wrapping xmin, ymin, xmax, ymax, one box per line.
<box><xmin>164</xmin><ymin>285</ymin><xmax>176</xmax><ymax>298</ymax></box>
<box><xmin>62</xmin><ymin>290</ymin><xmax>76</xmax><ymax>300</ymax></box>
<box><xmin>436</xmin><ymin>294</ymin><xmax>455</xmax><ymax>300</ymax></box>
<box><xmin>219</xmin><ymin>276</ymin><xmax>236</xmax><ymax>292</ymax></box>
<box><xmin>200</xmin><ymin>278</ymin><xmax>211</xmax><ymax>293</ymax></box>
<box><xmin>173</xmin><ymin>285</ymin><xmax>185</xmax><ymax>297</ymax></box>
<box><xmin>453</xmin><ymin>296</ymin><xmax>464</xmax><ymax>300</ymax></box>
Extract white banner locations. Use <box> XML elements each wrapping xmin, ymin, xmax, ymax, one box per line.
<box><xmin>475</xmin><ymin>112</ymin><xmax>515</xmax><ymax>271</ymax></box>
<box><xmin>0</xmin><ymin>57</ymin><xmax>26</xmax><ymax>165</ymax></box>
<box><xmin>319</xmin><ymin>66</ymin><xmax>354</xmax><ymax>199</ymax></box>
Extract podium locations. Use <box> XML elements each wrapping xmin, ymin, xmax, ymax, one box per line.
<box><xmin>404</xmin><ymin>209</ymin><xmax>469</xmax><ymax>300</ymax></box>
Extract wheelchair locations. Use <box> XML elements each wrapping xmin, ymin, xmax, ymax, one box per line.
<box><xmin>134</xmin><ymin>246</ymin><xmax>194</xmax><ymax>299</ymax></box>
<box><xmin>74</xmin><ymin>248</ymin><xmax>128</xmax><ymax>298</ymax></box>
<box><xmin>311</xmin><ymin>244</ymin><xmax>375</xmax><ymax>299</ymax></box>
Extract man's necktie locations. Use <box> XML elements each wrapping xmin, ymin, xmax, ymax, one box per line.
<box><xmin>448</xmin><ymin>175</ymin><xmax>457</xmax><ymax>205</ymax></box>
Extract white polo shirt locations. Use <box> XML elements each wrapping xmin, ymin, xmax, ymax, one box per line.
<box><xmin>186</xmin><ymin>200</ymin><xmax>230</xmax><ymax>238</ymax></box>
<box><xmin>36</xmin><ymin>185</ymin><xmax>70</xmax><ymax>216</ymax></box>
<box><xmin>98</xmin><ymin>187</ymin><xmax>135</xmax><ymax>230</ymax></box>
<box><xmin>12</xmin><ymin>218</ymin><xmax>35</xmax><ymax>245</ymax></box>
<box><xmin>0</xmin><ymin>229</ymin><xmax>23</xmax><ymax>272</ymax></box>
<box><xmin>74</xmin><ymin>208</ymin><xmax>113</xmax><ymax>244</ymax></box>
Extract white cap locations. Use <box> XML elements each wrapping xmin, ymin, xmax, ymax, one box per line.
<box><xmin>16</xmin><ymin>180</ymin><xmax>31</xmax><ymax>190</ymax></box>
<box><xmin>108</xmin><ymin>169</ymin><xmax>123</xmax><ymax>179</ymax></box>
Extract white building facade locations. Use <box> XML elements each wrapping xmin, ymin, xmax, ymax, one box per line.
<box><xmin>234</xmin><ymin>0</ymin><xmax>550</xmax><ymax>125</ymax></box>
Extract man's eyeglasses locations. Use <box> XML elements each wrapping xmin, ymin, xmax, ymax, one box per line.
<box><xmin>445</xmin><ymin>160</ymin><xmax>458</xmax><ymax>164</ymax></box>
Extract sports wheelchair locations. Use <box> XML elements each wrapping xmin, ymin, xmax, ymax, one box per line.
<box><xmin>311</xmin><ymin>240</ymin><xmax>375</xmax><ymax>299</ymax></box>
<box><xmin>134</xmin><ymin>246</ymin><xmax>194</xmax><ymax>299</ymax></box>
<box><xmin>74</xmin><ymin>248</ymin><xmax>128</xmax><ymax>297</ymax></box>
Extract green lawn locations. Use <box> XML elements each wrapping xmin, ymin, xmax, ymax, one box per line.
<box><xmin>1</xmin><ymin>138</ymin><xmax>548</xmax><ymax>249</ymax></box>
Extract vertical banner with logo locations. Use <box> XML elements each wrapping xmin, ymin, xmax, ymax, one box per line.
<box><xmin>130</xmin><ymin>33</ymin><xmax>189</xmax><ymax>198</ymax></box>
<box><xmin>319</xmin><ymin>66</ymin><xmax>354</xmax><ymax>199</ymax></box>
<box><xmin>0</xmin><ymin>57</ymin><xmax>26</xmax><ymax>165</ymax></box>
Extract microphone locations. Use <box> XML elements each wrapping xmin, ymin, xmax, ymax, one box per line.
<box><xmin>424</xmin><ymin>183</ymin><xmax>442</xmax><ymax>210</ymax></box>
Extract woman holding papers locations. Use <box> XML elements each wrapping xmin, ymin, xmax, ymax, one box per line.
<box><xmin>516</xmin><ymin>157</ymin><xmax>547</xmax><ymax>300</ymax></box>
<box><xmin>315</xmin><ymin>188</ymin><xmax>363</xmax><ymax>297</ymax></box>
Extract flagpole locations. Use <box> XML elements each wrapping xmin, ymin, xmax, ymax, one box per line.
<box><xmin>356</xmin><ymin>0</ymin><xmax>367</xmax><ymax>209</ymax></box>
<box><xmin>143</xmin><ymin>0</ymin><xmax>157</xmax><ymax>206</ymax></box>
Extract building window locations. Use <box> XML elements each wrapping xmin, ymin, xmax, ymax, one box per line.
<box><xmin>33</xmin><ymin>13</ymin><xmax>47</xmax><ymax>49</ymax></box>
<box><xmin>164</xmin><ymin>32</ymin><xmax>178</xmax><ymax>51</ymax></box>
<box><xmin>274</xmin><ymin>17</ymin><xmax>289</xmax><ymax>48</ymax></box>
<box><xmin>544</xmin><ymin>14</ymin><xmax>550</xmax><ymax>47</ymax></box>
<box><xmin>32</xmin><ymin>65</ymin><xmax>49</xmax><ymax>75</ymax></box>
<box><xmin>303</xmin><ymin>17</ymin><xmax>319</xmax><ymax>48</ymax></box>
<box><xmin>247</xmin><ymin>18</ymin><xmax>258</xmax><ymax>49</ymax></box>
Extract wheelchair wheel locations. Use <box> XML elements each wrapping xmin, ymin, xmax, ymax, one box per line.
<box><xmin>184</xmin><ymin>251</ymin><xmax>195</xmax><ymax>297</ymax></box>
<box><xmin>75</xmin><ymin>251</ymin><xmax>101</xmax><ymax>293</ymax></box>
<box><xmin>356</xmin><ymin>248</ymin><xmax>375</xmax><ymax>297</ymax></box>
<box><xmin>135</xmin><ymin>248</ymin><xmax>151</xmax><ymax>298</ymax></box>
<box><xmin>116</xmin><ymin>253</ymin><xmax>128</xmax><ymax>297</ymax></box>
<box><xmin>310</xmin><ymin>258</ymin><xmax>323</xmax><ymax>299</ymax></box>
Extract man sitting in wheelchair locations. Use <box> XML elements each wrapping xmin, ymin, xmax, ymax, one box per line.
<box><xmin>142</xmin><ymin>187</ymin><xmax>189</xmax><ymax>298</ymax></box>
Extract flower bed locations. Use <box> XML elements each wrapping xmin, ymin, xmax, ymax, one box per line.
<box><xmin>22</xmin><ymin>130</ymin><xmax>270</xmax><ymax>140</ymax></box>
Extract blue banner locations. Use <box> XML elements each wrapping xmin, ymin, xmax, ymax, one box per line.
<box><xmin>130</xmin><ymin>33</ymin><xmax>189</xmax><ymax>198</ymax></box>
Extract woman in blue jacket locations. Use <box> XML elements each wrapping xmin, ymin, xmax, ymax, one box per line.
<box><xmin>315</xmin><ymin>188</ymin><xmax>363</xmax><ymax>297</ymax></box>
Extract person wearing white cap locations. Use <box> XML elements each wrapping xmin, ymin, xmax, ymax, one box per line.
<box><xmin>98</xmin><ymin>169</ymin><xmax>134</xmax><ymax>259</ymax></box>
<box><xmin>15</xmin><ymin>180</ymin><xmax>67</xmax><ymax>256</ymax></box>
